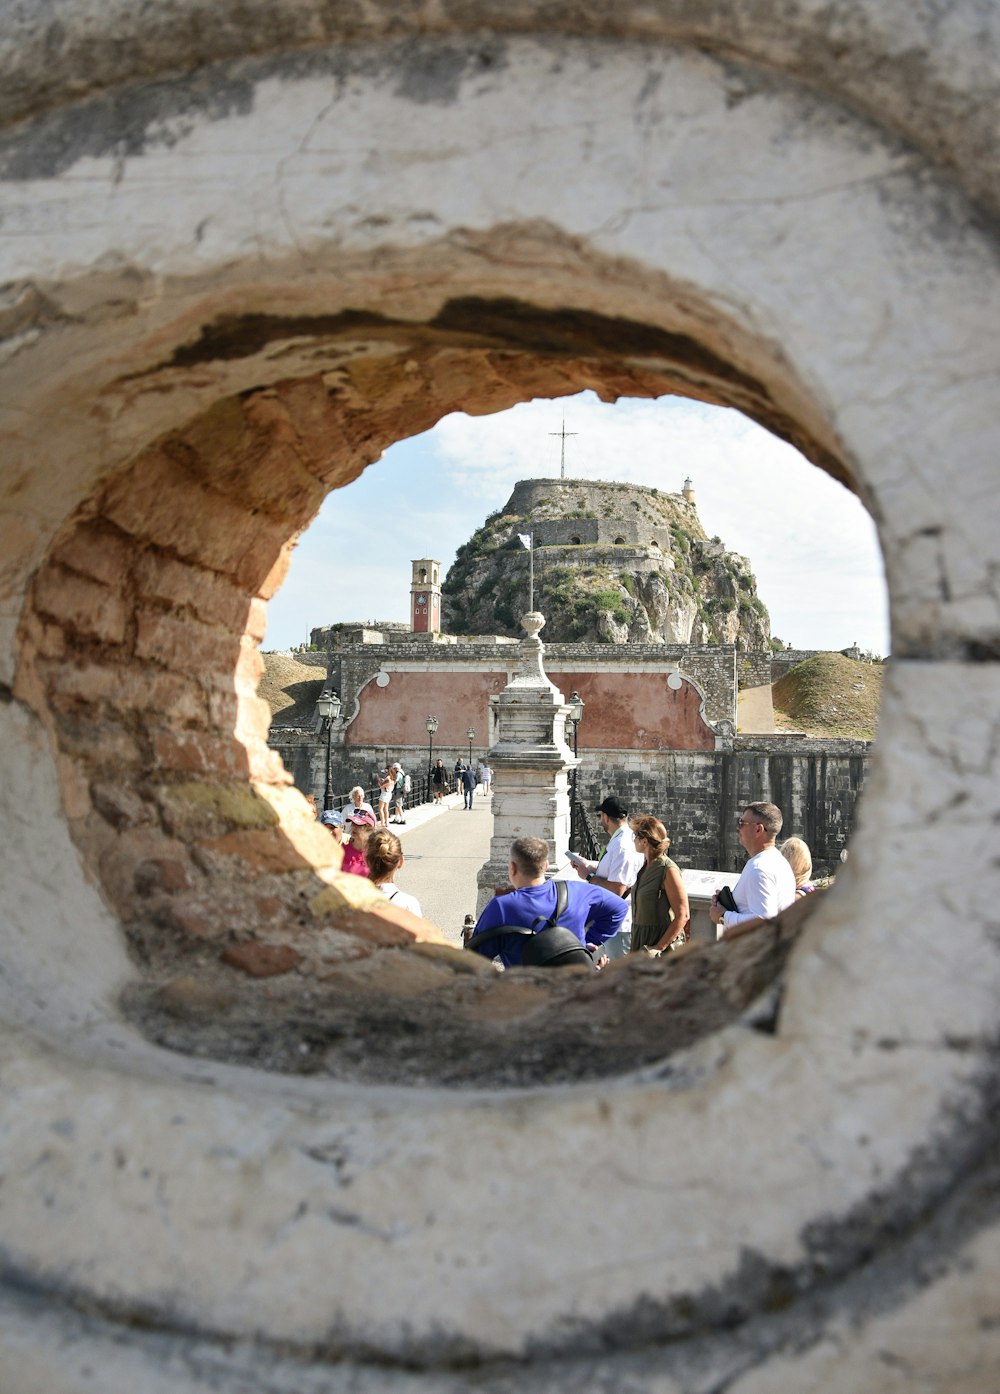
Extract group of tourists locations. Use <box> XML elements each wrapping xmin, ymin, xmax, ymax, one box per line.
<box><xmin>312</xmin><ymin>776</ymin><xmax>815</xmax><ymax>972</ymax></box>
<box><xmin>429</xmin><ymin>757</ymin><xmax>493</xmax><ymax>806</ymax></box>
<box><xmin>373</xmin><ymin>764</ymin><xmax>408</xmax><ymax>825</ymax></box>
<box><xmin>316</xmin><ymin>784</ymin><xmax>423</xmax><ymax>918</ymax></box>
<box><xmin>468</xmin><ymin>795</ymin><xmax>815</xmax><ymax>970</ymax></box>
<box><xmin>446</xmin><ymin>758</ymin><xmax>493</xmax><ymax>808</ymax></box>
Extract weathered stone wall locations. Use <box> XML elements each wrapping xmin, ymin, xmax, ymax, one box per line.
<box><xmin>338</xmin><ymin>665</ymin><xmax>717</xmax><ymax>752</ymax></box>
<box><xmin>534</xmin><ymin>517</ymin><xmax>676</xmax><ymax>547</ymax></box>
<box><xmin>506</xmin><ymin>476</ymin><xmax>695</xmax><ymax>530</ymax></box>
<box><xmin>738</xmin><ymin>650</ymin><xmax>775</xmax><ymax>689</ymax></box>
<box><xmin>575</xmin><ymin>739</ymin><xmax>870</xmax><ymax>875</ymax></box>
<box><xmin>770</xmin><ymin>643</ymin><xmax>872</xmax><ymax>681</ymax></box>
<box><xmin>308</xmin><ymin>621</ymin><xmax>410</xmax><ymax>648</ymax></box>
<box><xmin>299</xmin><ymin>629</ymin><xmax>877</xmax><ymax>705</ymax></box>
<box><xmin>272</xmin><ymin>727</ymin><xmax>869</xmax><ymax>876</ymax></box>
<box><xmin>3</xmin><ymin>4</ymin><xmax>1000</xmax><ymax>1391</ymax></box>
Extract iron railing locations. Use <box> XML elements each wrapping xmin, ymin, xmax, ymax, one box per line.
<box><xmin>325</xmin><ymin>772</ymin><xmax>434</xmax><ymax>815</ymax></box>
<box><xmin>570</xmin><ymin>797</ymin><xmax>601</xmax><ymax>860</ymax></box>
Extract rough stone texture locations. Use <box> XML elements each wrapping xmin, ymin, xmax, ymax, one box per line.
<box><xmin>574</xmin><ymin>739</ymin><xmax>871</xmax><ymax>876</ymax></box>
<box><xmin>1</xmin><ymin>5</ymin><xmax>1000</xmax><ymax>1391</ymax></box>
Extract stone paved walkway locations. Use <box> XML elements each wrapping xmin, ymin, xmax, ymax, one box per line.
<box><xmin>391</xmin><ymin>790</ymin><xmax>494</xmax><ymax>946</ymax></box>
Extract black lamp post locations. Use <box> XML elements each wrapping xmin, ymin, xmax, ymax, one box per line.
<box><xmin>466</xmin><ymin>726</ymin><xmax>475</xmax><ymax>767</ymax></box>
<box><xmin>567</xmin><ymin>690</ymin><xmax>584</xmax><ymax>757</ymax></box>
<box><xmin>316</xmin><ymin>689</ymin><xmax>342</xmax><ymax>811</ymax></box>
<box><xmin>567</xmin><ymin>690</ymin><xmax>584</xmax><ymax>848</ymax></box>
<box><xmin>425</xmin><ymin>714</ymin><xmax>438</xmax><ymax>787</ymax></box>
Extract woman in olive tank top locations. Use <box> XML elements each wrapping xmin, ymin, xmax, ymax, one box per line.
<box><xmin>629</xmin><ymin>814</ymin><xmax>691</xmax><ymax>954</ymax></box>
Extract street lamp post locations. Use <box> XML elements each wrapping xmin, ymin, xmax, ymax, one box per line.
<box><xmin>466</xmin><ymin>726</ymin><xmax>475</xmax><ymax>767</ymax></box>
<box><xmin>425</xmin><ymin>714</ymin><xmax>438</xmax><ymax>789</ymax></box>
<box><xmin>316</xmin><ymin>689</ymin><xmax>342</xmax><ymax>811</ymax></box>
<box><xmin>566</xmin><ymin>690</ymin><xmax>585</xmax><ymax>849</ymax></box>
<box><xmin>567</xmin><ymin>690</ymin><xmax>584</xmax><ymax>758</ymax></box>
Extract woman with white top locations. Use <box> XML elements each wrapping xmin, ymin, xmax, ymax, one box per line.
<box><xmin>376</xmin><ymin>769</ymin><xmax>393</xmax><ymax>827</ymax></box>
<box><xmin>366</xmin><ymin>828</ymin><xmax>422</xmax><ymax>917</ymax></box>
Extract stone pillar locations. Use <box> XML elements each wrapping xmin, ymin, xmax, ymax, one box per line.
<box><xmin>476</xmin><ymin>612</ymin><xmax>578</xmax><ymax>913</ymax></box>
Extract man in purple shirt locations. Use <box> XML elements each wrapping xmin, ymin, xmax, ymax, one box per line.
<box><xmin>470</xmin><ymin>837</ymin><xmax>628</xmax><ymax>968</ymax></box>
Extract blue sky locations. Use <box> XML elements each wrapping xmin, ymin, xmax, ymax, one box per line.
<box><xmin>264</xmin><ymin>392</ymin><xmax>890</xmax><ymax>656</ymax></box>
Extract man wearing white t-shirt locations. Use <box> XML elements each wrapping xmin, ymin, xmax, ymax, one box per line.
<box><xmin>567</xmin><ymin>795</ymin><xmax>645</xmax><ymax>958</ymax></box>
<box><xmin>710</xmin><ymin>801</ymin><xmax>797</xmax><ymax>938</ymax></box>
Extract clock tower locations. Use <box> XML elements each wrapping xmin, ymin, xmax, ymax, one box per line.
<box><xmin>410</xmin><ymin>559</ymin><xmax>442</xmax><ymax>634</ymax></box>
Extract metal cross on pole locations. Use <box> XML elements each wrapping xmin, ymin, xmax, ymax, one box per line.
<box><xmin>549</xmin><ymin>415</ymin><xmax>578</xmax><ymax>480</ymax></box>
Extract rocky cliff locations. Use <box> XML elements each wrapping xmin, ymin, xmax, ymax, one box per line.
<box><xmin>442</xmin><ymin>478</ymin><xmax>771</xmax><ymax>649</ymax></box>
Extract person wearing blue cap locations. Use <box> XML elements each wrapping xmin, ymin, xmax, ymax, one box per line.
<box><xmin>320</xmin><ymin>807</ymin><xmax>344</xmax><ymax>844</ymax></box>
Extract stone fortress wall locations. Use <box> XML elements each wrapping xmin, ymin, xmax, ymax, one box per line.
<box><xmin>303</xmin><ymin>627</ymin><xmax>864</xmax><ymax>698</ymax></box>
<box><xmin>274</xmin><ymin>728</ymin><xmax>868</xmax><ymax>877</ymax></box>
<box><xmin>502</xmin><ymin>475</ymin><xmax>695</xmax><ymax>549</ymax></box>
<box><xmin>323</xmin><ymin>637</ymin><xmax>738</xmax><ymax>725</ymax></box>
<box><xmin>270</xmin><ymin>630</ymin><xmax>869</xmax><ymax>875</ymax></box>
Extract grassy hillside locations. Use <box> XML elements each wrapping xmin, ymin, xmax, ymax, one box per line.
<box><xmin>259</xmin><ymin>652</ymin><xmax>325</xmax><ymax>725</ymax></box>
<box><xmin>772</xmin><ymin>653</ymin><xmax>882</xmax><ymax>740</ymax></box>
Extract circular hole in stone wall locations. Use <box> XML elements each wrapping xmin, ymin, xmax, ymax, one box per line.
<box><xmin>18</xmin><ymin>340</ymin><xmax>884</xmax><ymax>1089</ymax></box>
<box><xmin>4</xmin><ymin>25</ymin><xmax>997</xmax><ymax>1374</ymax></box>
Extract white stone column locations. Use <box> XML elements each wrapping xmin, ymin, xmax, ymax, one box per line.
<box><xmin>476</xmin><ymin>612</ymin><xmax>579</xmax><ymax>912</ymax></box>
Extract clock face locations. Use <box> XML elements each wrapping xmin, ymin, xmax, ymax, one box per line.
<box><xmin>416</xmin><ymin>594</ymin><xmax>427</xmax><ymax>608</ymax></box>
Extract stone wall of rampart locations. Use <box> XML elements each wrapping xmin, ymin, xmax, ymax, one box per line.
<box><xmin>265</xmin><ymin>732</ymin><xmax>873</xmax><ymax>878</ymax></box>
<box><xmin>574</xmin><ymin>738</ymin><xmax>871</xmax><ymax>875</ymax></box>
<box><xmin>314</xmin><ymin>639</ymin><xmax>738</xmax><ymax>728</ymax></box>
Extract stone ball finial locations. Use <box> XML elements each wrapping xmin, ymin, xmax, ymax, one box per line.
<box><xmin>521</xmin><ymin>611</ymin><xmax>546</xmax><ymax>639</ymax></box>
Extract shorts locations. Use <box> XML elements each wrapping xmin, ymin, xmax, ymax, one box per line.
<box><xmin>394</xmin><ymin>785</ymin><xmax>406</xmax><ymax>808</ymax></box>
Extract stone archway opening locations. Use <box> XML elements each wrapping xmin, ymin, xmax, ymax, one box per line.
<box><xmin>15</xmin><ymin>289</ymin><xmax>869</xmax><ymax>1087</ymax></box>
<box><xmin>3</xmin><ymin>18</ymin><xmax>999</xmax><ymax>1382</ymax></box>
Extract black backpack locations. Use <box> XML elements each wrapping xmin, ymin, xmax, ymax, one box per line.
<box><xmin>466</xmin><ymin>881</ymin><xmax>595</xmax><ymax>969</ymax></box>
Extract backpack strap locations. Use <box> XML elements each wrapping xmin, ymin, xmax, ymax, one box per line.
<box><xmin>466</xmin><ymin>880</ymin><xmax>575</xmax><ymax>954</ymax></box>
<box><xmin>529</xmin><ymin>877</ymin><xmax>568</xmax><ymax>931</ymax></box>
<box><xmin>465</xmin><ymin>923</ymin><xmax>534</xmax><ymax>952</ymax></box>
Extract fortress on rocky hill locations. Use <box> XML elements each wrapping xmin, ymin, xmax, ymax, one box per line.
<box><xmin>439</xmin><ymin>477</ymin><xmax>771</xmax><ymax>647</ymax></box>
<box><xmin>272</xmin><ymin>477</ymin><xmax>871</xmax><ymax>875</ymax></box>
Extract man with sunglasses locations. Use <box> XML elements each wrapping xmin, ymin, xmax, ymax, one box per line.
<box><xmin>567</xmin><ymin>795</ymin><xmax>643</xmax><ymax>958</ymax></box>
<box><xmin>709</xmin><ymin>801</ymin><xmax>796</xmax><ymax>937</ymax></box>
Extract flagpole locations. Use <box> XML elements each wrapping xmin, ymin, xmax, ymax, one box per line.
<box><xmin>517</xmin><ymin>531</ymin><xmax>535</xmax><ymax>612</ymax></box>
<box><xmin>529</xmin><ymin>532</ymin><xmax>534</xmax><ymax>612</ymax></box>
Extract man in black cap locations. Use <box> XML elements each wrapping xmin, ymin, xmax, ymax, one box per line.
<box><xmin>567</xmin><ymin>795</ymin><xmax>644</xmax><ymax>958</ymax></box>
